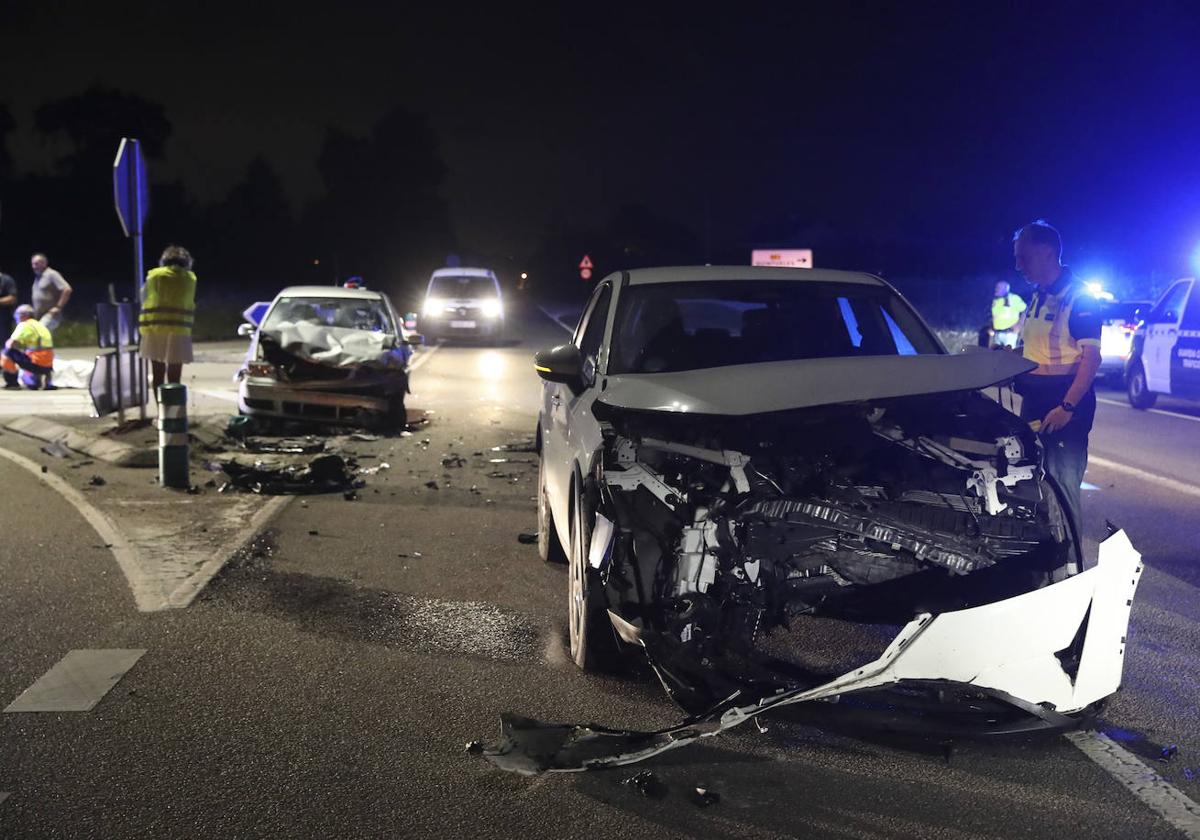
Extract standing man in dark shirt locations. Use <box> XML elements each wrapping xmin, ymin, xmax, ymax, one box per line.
<box><xmin>0</xmin><ymin>270</ymin><xmax>16</xmax><ymax>329</ymax></box>
<box><xmin>1012</xmin><ymin>220</ymin><xmax>1102</xmax><ymax>560</ymax></box>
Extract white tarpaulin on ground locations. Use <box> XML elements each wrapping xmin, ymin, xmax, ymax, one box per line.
<box><xmin>263</xmin><ymin>322</ymin><xmax>404</xmax><ymax>369</ymax></box>
<box><xmin>51</xmin><ymin>359</ymin><xmax>96</xmax><ymax>389</ymax></box>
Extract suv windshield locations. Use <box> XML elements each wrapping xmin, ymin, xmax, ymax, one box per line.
<box><xmin>263</xmin><ymin>297</ymin><xmax>394</xmax><ymax>333</ymax></box>
<box><xmin>608</xmin><ymin>280</ymin><xmax>941</xmax><ymax>375</ymax></box>
<box><xmin>428</xmin><ymin>276</ymin><xmax>496</xmax><ymax>298</ymax></box>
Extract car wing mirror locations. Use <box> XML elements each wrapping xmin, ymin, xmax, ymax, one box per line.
<box><xmin>405</xmin><ymin>333</ymin><xmax>425</xmax><ymax>346</ymax></box>
<box><xmin>237</xmin><ymin>323</ymin><xmax>256</xmax><ymax>337</ymax></box>
<box><xmin>535</xmin><ymin>344</ymin><xmax>584</xmax><ymax>388</ymax></box>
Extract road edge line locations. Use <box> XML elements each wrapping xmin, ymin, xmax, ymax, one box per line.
<box><xmin>1065</xmin><ymin>731</ymin><xmax>1200</xmax><ymax>837</ymax></box>
<box><xmin>1097</xmin><ymin>396</ymin><xmax>1200</xmax><ymax>424</ymax></box>
<box><xmin>167</xmin><ymin>495</ymin><xmax>294</xmax><ymax>608</ymax></box>
<box><xmin>1089</xmin><ymin>455</ymin><xmax>1200</xmax><ymax>500</ymax></box>
<box><xmin>0</xmin><ymin>444</ymin><xmax>166</xmax><ymax>612</ymax></box>
<box><xmin>536</xmin><ymin>304</ymin><xmax>576</xmax><ymax>335</ymax></box>
<box><xmin>408</xmin><ymin>340</ymin><xmax>443</xmax><ymax>373</ymax></box>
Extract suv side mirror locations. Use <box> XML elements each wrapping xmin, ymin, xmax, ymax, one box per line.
<box><xmin>535</xmin><ymin>344</ymin><xmax>584</xmax><ymax>388</ymax></box>
<box><xmin>237</xmin><ymin>323</ymin><xmax>256</xmax><ymax>337</ymax></box>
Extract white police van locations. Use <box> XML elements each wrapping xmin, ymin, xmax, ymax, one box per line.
<box><xmin>1126</xmin><ymin>277</ymin><xmax>1200</xmax><ymax>408</ymax></box>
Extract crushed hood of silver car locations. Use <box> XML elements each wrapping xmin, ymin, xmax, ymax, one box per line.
<box><xmin>262</xmin><ymin>321</ymin><xmax>408</xmax><ymax>370</ymax></box>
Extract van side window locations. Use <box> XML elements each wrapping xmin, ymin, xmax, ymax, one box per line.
<box><xmin>1150</xmin><ymin>281</ymin><xmax>1190</xmax><ymax>323</ymax></box>
<box><xmin>1181</xmin><ymin>282</ymin><xmax>1200</xmax><ymax>330</ymax></box>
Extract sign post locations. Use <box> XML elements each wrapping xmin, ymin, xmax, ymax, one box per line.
<box><xmin>113</xmin><ymin>138</ymin><xmax>150</xmax><ymax>420</ymax></box>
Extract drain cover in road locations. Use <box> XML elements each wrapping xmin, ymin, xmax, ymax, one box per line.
<box><xmin>4</xmin><ymin>649</ymin><xmax>146</xmax><ymax>713</ymax></box>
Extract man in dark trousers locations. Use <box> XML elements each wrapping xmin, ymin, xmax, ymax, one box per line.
<box><xmin>1012</xmin><ymin>220</ymin><xmax>1102</xmax><ymax>562</ymax></box>
<box><xmin>0</xmin><ymin>269</ymin><xmax>16</xmax><ymax>329</ymax></box>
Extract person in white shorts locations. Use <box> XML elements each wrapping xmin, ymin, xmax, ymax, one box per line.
<box><xmin>139</xmin><ymin>245</ymin><xmax>197</xmax><ymax>399</ymax></box>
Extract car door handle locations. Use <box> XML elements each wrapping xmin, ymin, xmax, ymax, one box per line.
<box><xmin>551</xmin><ymin>395</ymin><xmax>562</xmax><ymax>406</ymax></box>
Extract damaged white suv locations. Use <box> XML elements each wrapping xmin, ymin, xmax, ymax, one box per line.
<box><xmin>532</xmin><ymin>266</ymin><xmax>1141</xmax><ymax>750</ymax></box>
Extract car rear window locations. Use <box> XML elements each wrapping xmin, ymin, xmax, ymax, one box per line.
<box><xmin>608</xmin><ymin>280</ymin><xmax>941</xmax><ymax>375</ymax></box>
<box><xmin>428</xmin><ymin>276</ymin><xmax>497</xmax><ymax>298</ymax></box>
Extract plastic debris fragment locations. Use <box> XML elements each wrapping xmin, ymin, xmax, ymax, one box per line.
<box><xmin>622</xmin><ymin>770</ymin><xmax>667</xmax><ymax>800</ymax></box>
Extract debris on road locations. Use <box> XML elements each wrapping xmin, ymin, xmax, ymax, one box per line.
<box><xmin>465</xmin><ymin>741</ymin><xmax>485</xmax><ymax>755</ymax></box>
<box><xmin>1160</xmin><ymin>744</ymin><xmax>1180</xmax><ymax>762</ymax></box>
<box><xmin>88</xmin><ymin>475</ymin><xmax>106</xmax><ymax>486</ymax></box>
<box><xmin>424</xmin><ymin>480</ymin><xmax>439</xmax><ymax>490</ymax></box>
<box><xmin>221</xmin><ymin>454</ymin><xmax>360</xmax><ymax>495</ymax></box>
<box><xmin>441</xmin><ymin>454</ymin><xmax>467</xmax><ymax>468</ymax></box>
<box><xmin>358</xmin><ymin>462</ymin><xmax>390</xmax><ymax>476</ymax></box>
<box><xmin>517</xmin><ymin>533</ymin><xmax>538</xmax><ymax>544</ymax></box>
<box><xmin>621</xmin><ymin>770</ymin><xmax>667</xmax><ymax>800</ymax></box>
<box><xmin>492</xmin><ymin>438</ymin><xmax>537</xmax><ymax>453</ymax></box>
<box><xmin>40</xmin><ymin>439</ymin><xmax>73</xmax><ymax>459</ymax></box>
<box><xmin>691</xmin><ymin>786</ymin><xmax>720</xmax><ymax>807</ymax></box>
<box><xmin>241</xmin><ymin>437</ymin><xmax>326</xmax><ymax>455</ymax></box>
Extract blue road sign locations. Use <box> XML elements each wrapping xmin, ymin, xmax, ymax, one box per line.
<box><xmin>113</xmin><ymin>137</ymin><xmax>150</xmax><ymax>237</ymax></box>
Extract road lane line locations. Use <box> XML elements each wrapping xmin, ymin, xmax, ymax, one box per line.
<box><xmin>0</xmin><ymin>445</ymin><xmax>163</xmax><ymax>611</ymax></box>
<box><xmin>536</xmin><ymin>304</ymin><xmax>577</xmax><ymax>334</ymax></box>
<box><xmin>1065</xmin><ymin>731</ymin><xmax>1200</xmax><ymax>838</ymax></box>
<box><xmin>408</xmin><ymin>340</ymin><xmax>443</xmax><ymax>373</ymax></box>
<box><xmin>1089</xmin><ymin>455</ymin><xmax>1200</xmax><ymax>500</ymax></box>
<box><xmin>1097</xmin><ymin>396</ymin><xmax>1200</xmax><ymax>424</ymax></box>
<box><xmin>167</xmin><ymin>495</ymin><xmax>292</xmax><ymax>608</ymax></box>
<box><xmin>4</xmin><ymin>650</ymin><xmax>146</xmax><ymax>713</ymax></box>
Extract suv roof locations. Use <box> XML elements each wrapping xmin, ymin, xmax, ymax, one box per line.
<box><xmin>620</xmin><ymin>266</ymin><xmax>886</xmax><ymax>287</ymax></box>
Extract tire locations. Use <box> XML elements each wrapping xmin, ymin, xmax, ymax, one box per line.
<box><xmin>567</xmin><ymin>477</ymin><xmax>621</xmax><ymax>671</ymax></box>
<box><xmin>1126</xmin><ymin>362</ymin><xmax>1158</xmax><ymax>409</ymax></box>
<box><xmin>537</xmin><ymin>454</ymin><xmax>567</xmax><ymax>564</ymax></box>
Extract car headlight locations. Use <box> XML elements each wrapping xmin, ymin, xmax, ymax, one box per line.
<box><xmin>480</xmin><ymin>298</ymin><xmax>503</xmax><ymax>318</ymax></box>
<box><xmin>423</xmin><ymin>297</ymin><xmax>445</xmax><ymax>317</ymax></box>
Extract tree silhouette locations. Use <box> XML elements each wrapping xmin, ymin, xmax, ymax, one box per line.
<box><xmin>34</xmin><ymin>86</ymin><xmax>170</xmax><ymax>178</ymax></box>
<box><xmin>0</xmin><ymin>102</ymin><xmax>15</xmax><ymax>184</ymax></box>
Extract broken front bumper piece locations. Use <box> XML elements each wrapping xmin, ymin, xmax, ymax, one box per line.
<box><xmin>483</xmin><ymin>530</ymin><xmax>1142</xmax><ymax>775</ymax></box>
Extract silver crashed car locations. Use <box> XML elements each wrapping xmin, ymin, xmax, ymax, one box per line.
<box><xmin>236</xmin><ymin>284</ymin><xmax>421</xmax><ymax>428</ymax></box>
<box><xmin>527</xmin><ymin>266</ymin><xmax>1141</xmax><ymax>763</ymax></box>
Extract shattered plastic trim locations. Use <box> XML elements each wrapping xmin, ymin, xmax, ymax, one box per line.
<box><xmin>483</xmin><ymin>530</ymin><xmax>1142</xmax><ymax>774</ymax></box>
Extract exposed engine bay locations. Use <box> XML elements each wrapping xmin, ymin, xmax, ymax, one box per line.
<box><xmin>588</xmin><ymin>389</ymin><xmax>1077</xmax><ymax>714</ymax></box>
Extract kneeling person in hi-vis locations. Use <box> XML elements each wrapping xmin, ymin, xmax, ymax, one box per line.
<box><xmin>3</xmin><ymin>304</ymin><xmax>55</xmax><ymax>390</ymax></box>
<box><xmin>140</xmin><ymin>245</ymin><xmax>197</xmax><ymax>400</ymax></box>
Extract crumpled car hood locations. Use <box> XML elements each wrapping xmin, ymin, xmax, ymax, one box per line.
<box><xmin>262</xmin><ymin>322</ymin><xmax>405</xmax><ymax>369</ymax></box>
<box><xmin>597</xmin><ymin>352</ymin><xmax>1035</xmax><ymax>416</ymax></box>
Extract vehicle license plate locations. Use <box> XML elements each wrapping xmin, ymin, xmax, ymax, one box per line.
<box><xmin>450</xmin><ymin>320</ymin><xmax>476</xmax><ymax>328</ymax></box>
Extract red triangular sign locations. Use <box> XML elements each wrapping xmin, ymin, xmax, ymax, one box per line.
<box><xmin>579</xmin><ymin>255</ymin><xmax>593</xmax><ymax>270</ymax></box>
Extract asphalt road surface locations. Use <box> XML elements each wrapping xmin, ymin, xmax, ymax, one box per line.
<box><xmin>1</xmin><ymin>302</ymin><xmax>1198</xmax><ymax>839</ymax></box>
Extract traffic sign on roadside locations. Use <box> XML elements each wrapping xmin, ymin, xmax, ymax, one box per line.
<box><xmin>580</xmin><ymin>255</ymin><xmax>593</xmax><ymax>281</ymax></box>
<box><xmin>113</xmin><ymin>138</ymin><xmax>150</xmax><ymax>237</ymax></box>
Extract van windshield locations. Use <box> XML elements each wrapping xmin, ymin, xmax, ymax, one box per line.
<box><xmin>428</xmin><ymin>276</ymin><xmax>496</xmax><ymax>298</ymax></box>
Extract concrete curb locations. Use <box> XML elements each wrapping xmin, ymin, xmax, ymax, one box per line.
<box><xmin>3</xmin><ymin>416</ymin><xmax>157</xmax><ymax>468</ymax></box>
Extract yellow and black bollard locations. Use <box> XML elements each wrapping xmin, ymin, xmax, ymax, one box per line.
<box><xmin>158</xmin><ymin>383</ymin><xmax>189</xmax><ymax>489</ymax></box>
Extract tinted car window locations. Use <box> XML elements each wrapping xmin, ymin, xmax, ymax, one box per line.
<box><xmin>608</xmin><ymin>280</ymin><xmax>939</xmax><ymax>375</ymax></box>
<box><xmin>429</xmin><ymin>276</ymin><xmax>496</xmax><ymax>297</ymax></box>
<box><xmin>1181</xmin><ymin>283</ymin><xmax>1200</xmax><ymax>329</ymax></box>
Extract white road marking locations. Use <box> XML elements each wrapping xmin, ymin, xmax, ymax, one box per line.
<box><xmin>167</xmin><ymin>495</ymin><xmax>292</xmax><ymax>608</ymax></box>
<box><xmin>4</xmin><ymin>649</ymin><xmax>146</xmax><ymax>713</ymax></box>
<box><xmin>1097</xmin><ymin>396</ymin><xmax>1200</xmax><ymax>424</ymax></box>
<box><xmin>1080</xmin><ymin>481</ymin><xmax>1101</xmax><ymax>491</ymax></box>
<box><xmin>1089</xmin><ymin>455</ymin><xmax>1200</xmax><ymax>500</ymax></box>
<box><xmin>536</xmin><ymin>304</ymin><xmax>577</xmax><ymax>335</ymax></box>
<box><xmin>1065</xmin><ymin>731</ymin><xmax>1200</xmax><ymax>838</ymax></box>
<box><xmin>0</xmin><ymin>444</ymin><xmax>158</xmax><ymax>610</ymax></box>
<box><xmin>408</xmin><ymin>340</ymin><xmax>443</xmax><ymax>373</ymax></box>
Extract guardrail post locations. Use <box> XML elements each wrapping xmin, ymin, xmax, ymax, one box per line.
<box><xmin>158</xmin><ymin>383</ymin><xmax>189</xmax><ymax>489</ymax></box>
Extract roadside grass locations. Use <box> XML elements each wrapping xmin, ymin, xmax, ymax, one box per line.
<box><xmin>51</xmin><ymin>306</ymin><xmax>246</xmax><ymax>348</ymax></box>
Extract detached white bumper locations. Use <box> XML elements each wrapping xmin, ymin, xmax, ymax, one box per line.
<box><xmin>752</xmin><ymin>528</ymin><xmax>1143</xmax><ymax>720</ymax></box>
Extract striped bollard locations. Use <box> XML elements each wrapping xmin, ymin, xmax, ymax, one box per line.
<box><xmin>158</xmin><ymin>383</ymin><xmax>189</xmax><ymax>489</ymax></box>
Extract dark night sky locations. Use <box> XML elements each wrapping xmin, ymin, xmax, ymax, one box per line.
<box><xmin>4</xmin><ymin>1</ymin><xmax>1200</xmax><ymax>277</ymax></box>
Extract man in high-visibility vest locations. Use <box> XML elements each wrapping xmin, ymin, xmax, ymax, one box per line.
<box><xmin>3</xmin><ymin>304</ymin><xmax>55</xmax><ymax>390</ymax></box>
<box><xmin>139</xmin><ymin>245</ymin><xmax>197</xmax><ymax>399</ymax></box>
<box><xmin>990</xmin><ymin>280</ymin><xmax>1027</xmax><ymax>348</ymax></box>
<box><xmin>1012</xmin><ymin>220</ymin><xmax>1102</xmax><ymax>557</ymax></box>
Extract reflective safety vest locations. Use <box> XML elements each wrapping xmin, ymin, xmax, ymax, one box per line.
<box><xmin>3</xmin><ymin>318</ymin><xmax>54</xmax><ymax>370</ymax></box>
<box><xmin>991</xmin><ymin>292</ymin><xmax>1027</xmax><ymax>332</ymax></box>
<box><xmin>139</xmin><ymin>266</ymin><xmax>197</xmax><ymax>335</ymax></box>
<box><xmin>1020</xmin><ymin>270</ymin><xmax>1101</xmax><ymax>374</ymax></box>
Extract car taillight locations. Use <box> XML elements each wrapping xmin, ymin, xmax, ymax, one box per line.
<box><xmin>1122</xmin><ymin>321</ymin><xmax>1138</xmax><ymax>334</ymax></box>
<box><xmin>248</xmin><ymin>362</ymin><xmax>277</xmax><ymax>378</ymax></box>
